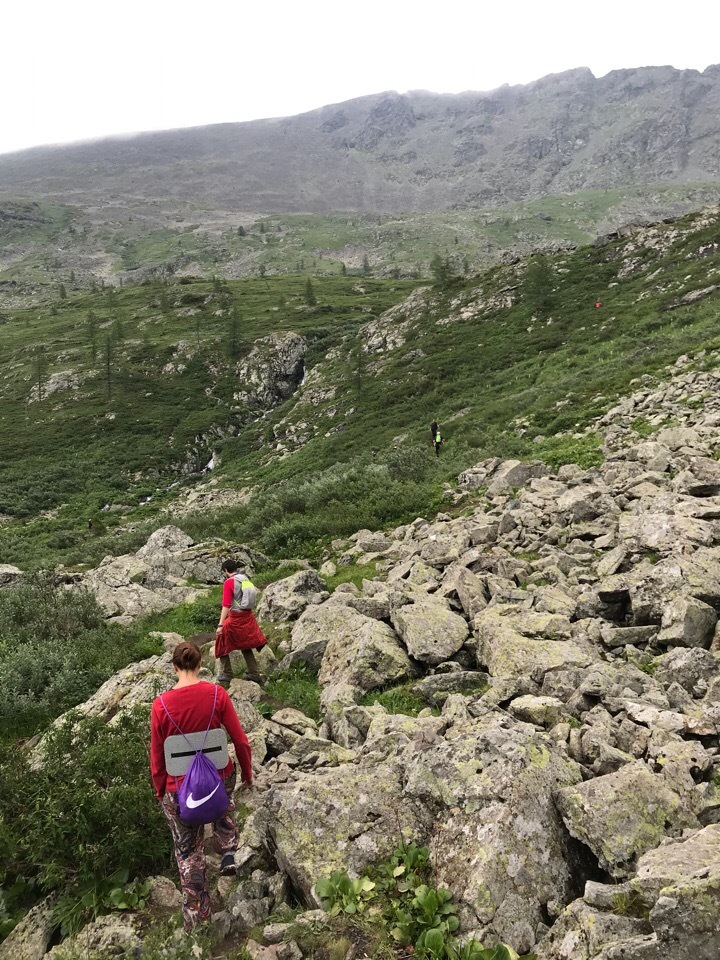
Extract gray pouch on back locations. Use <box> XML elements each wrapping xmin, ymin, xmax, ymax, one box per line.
<box><xmin>163</xmin><ymin>727</ymin><xmax>229</xmax><ymax>777</ymax></box>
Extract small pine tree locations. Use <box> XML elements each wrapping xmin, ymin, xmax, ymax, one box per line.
<box><xmin>86</xmin><ymin>311</ymin><xmax>98</xmax><ymax>361</ymax></box>
<box><xmin>58</xmin><ymin>283</ymin><xmax>67</xmax><ymax>300</ymax></box>
<box><xmin>305</xmin><ymin>278</ymin><xmax>317</xmax><ymax>307</ymax></box>
<box><xmin>362</xmin><ymin>255</ymin><xmax>370</xmax><ymax>276</ymax></box>
<box><xmin>259</xmin><ymin>265</ymin><xmax>266</xmax><ymax>278</ymax></box>
<box><xmin>32</xmin><ymin>348</ymin><xmax>49</xmax><ymax>401</ymax></box>
<box><xmin>237</xmin><ymin>225</ymin><xmax>246</xmax><ymax>237</ymax></box>
<box><xmin>103</xmin><ymin>335</ymin><xmax>114</xmax><ymax>399</ymax></box>
<box><xmin>340</xmin><ymin>262</ymin><xmax>347</xmax><ymax>276</ymax></box>
<box><xmin>430</xmin><ymin>254</ymin><xmax>455</xmax><ymax>291</ymax></box>
<box><xmin>259</xmin><ymin>221</ymin><xmax>266</xmax><ymax>234</ymax></box>
<box><xmin>523</xmin><ymin>254</ymin><xmax>554</xmax><ymax>315</ymax></box>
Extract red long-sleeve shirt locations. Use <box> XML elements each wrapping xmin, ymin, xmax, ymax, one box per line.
<box><xmin>150</xmin><ymin>681</ymin><xmax>252</xmax><ymax>799</ymax></box>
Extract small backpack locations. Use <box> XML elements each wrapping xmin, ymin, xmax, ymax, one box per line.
<box><xmin>231</xmin><ymin>573</ymin><xmax>258</xmax><ymax>611</ymax></box>
<box><xmin>160</xmin><ymin>685</ymin><xmax>230</xmax><ymax>825</ymax></box>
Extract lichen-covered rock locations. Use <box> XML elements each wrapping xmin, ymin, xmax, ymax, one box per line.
<box><xmin>0</xmin><ymin>895</ymin><xmax>56</xmax><ymax>960</ymax></box>
<box><xmin>534</xmin><ymin>900</ymin><xmax>651</xmax><ymax>960</ymax></box>
<box><xmin>256</xmin><ymin>570</ymin><xmax>329</xmax><ymax>622</ymax></box>
<box><xmin>390</xmin><ymin>597</ymin><xmax>469</xmax><ymax>665</ymax></box>
<box><xmin>473</xmin><ymin>608</ymin><xmax>596</xmax><ymax>680</ymax></box>
<box><xmin>0</xmin><ymin>563</ymin><xmax>23</xmax><ymax>587</ymax></box>
<box><xmin>654</xmin><ymin>646</ymin><xmax>720</xmax><ymax>695</ymax></box>
<box><xmin>46</xmin><ymin>913</ymin><xmax>141</xmax><ymax>958</ymax></box>
<box><xmin>510</xmin><ymin>694</ymin><xmax>566</xmax><ymax>727</ymax></box>
<box><xmin>318</xmin><ymin>608</ymin><xmax>416</xmax><ymax>695</ymax></box>
<box><xmin>410</xmin><ymin>706</ymin><xmax>584</xmax><ymax>955</ymax></box>
<box><xmin>281</xmin><ymin>599</ymin><xmax>350</xmax><ymax>671</ymax></box>
<box><xmin>657</xmin><ymin>596</ymin><xmax>718</xmax><ymax>648</ymax></box>
<box><xmin>265</xmin><ymin>761</ymin><xmax>430</xmax><ymax>898</ymax></box>
<box><xmin>555</xmin><ymin>762</ymin><xmax>699</xmax><ymax>877</ymax></box>
<box><xmin>538</xmin><ymin>826</ymin><xmax>720</xmax><ymax>960</ymax></box>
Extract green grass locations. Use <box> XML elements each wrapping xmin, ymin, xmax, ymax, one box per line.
<box><xmin>325</xmin><ymin>562</ymin><xmax>380</xmax><ymax>592</ymax></box>
<box><xmin>264</xmin><ymin>664</ymin><xmax>322</xmax><ymax>721</ymax></box>
<box><xmin>360</xmin><ymin>683</ymin><xmax>427</xmax><ymax>717</ymax></box>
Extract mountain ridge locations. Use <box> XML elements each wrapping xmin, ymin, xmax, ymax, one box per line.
<box><xmin>2</xmin><ymin>64</ymin><xmax>720</xmax><ymax>216</ymax></box>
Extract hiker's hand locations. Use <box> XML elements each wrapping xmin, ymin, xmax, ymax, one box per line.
<box><xmin>240</xmin><ymin>780</ymin><xmax>253</xmax><ymax>791</ymax></box>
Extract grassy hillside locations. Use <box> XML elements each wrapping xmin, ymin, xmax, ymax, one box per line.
<box><xmin>1</xmin><ymin>206</ymin><xmax>720</xmax><ymax>571</ymax></box>
<box><xmin>2</xmin><ymin>184</ymin><xmax>718</xmax><ymax>294</ymax></box>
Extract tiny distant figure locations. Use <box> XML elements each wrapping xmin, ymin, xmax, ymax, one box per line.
<box><xmin>430</xmin><ymin>419</ymin><xmax>438</xmax><ymax>446</ymax></box>
<box><xmin>87</xmin><ymin>518</ymin><xmax>93</xmax><ymax>530</ymax></box>
<box><xmin>434</xmin><ymin>430</ymin><xmax>445</xmax><ymax>458</ymax></box>
<box><xmin>595</xmin><ymin>300</ymin><xmax>601</xmax><ymax>308</ymax></box>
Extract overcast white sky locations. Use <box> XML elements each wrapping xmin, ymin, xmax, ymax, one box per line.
<box><xmin>2</xmin><ymin>0</ymin><xmax>718</xmax><ymax>156</ymax></box>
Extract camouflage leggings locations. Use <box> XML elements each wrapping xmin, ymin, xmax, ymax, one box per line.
<box><xmin>161</xmin><ymin>767</ymin><xmax>238</xmax><ymax>931</ymax></box>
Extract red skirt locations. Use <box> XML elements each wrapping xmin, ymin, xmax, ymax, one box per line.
<box><xmin>215</xmin><ymin>610</ymin><xmax>267</xmax><ymax>657</ymax></box>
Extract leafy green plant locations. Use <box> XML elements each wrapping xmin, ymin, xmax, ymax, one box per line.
<box><xmin>315</xmin><ymin>871</ymin><xmax>376</xmax><ymax>916</ymax></box>
<box><xmin>391</xmin><ymin>884</ymin><xmax>458</xmax><ymax>946</ymax></box>
<box><xmin>0</xmin><ymin>708</ymin><xmax>168</xmax><ymax>925</ymax></box>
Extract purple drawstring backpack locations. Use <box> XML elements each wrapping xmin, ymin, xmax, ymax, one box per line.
<box><xmin>160</xmin><ymin>684</ymin><xmax>230</xmax><ymax>824</ymax></box>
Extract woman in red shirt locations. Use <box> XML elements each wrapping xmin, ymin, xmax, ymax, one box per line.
<box><xmin>215</xmin><ymin>559</ymin><xmax>268</xmax><ymax>684</ymax></box>
<box><xmin>150</xmin><ymin>641</ymin><xmax>252</xmax><ymax>931</ymax></box>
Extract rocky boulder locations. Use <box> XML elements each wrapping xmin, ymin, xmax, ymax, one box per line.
<box><xmin>256</xmin><ymin>570</ymin><xmax>329</xmax><ymax>622</ymax></box>
<box><xmin>390</xmin><ymin>597</ymin><xmax>469</xmax><ymax>665</ymax></box>
<box><xmin>555</xmin><ymin>761</ymin><xmax>699</xmax><ymax>877</ymax></box>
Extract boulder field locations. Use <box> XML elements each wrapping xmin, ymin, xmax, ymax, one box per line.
<box><xmin>7</xmin><ymin>353</ymin><xmax>720</xmax><ymax>959</ymax></box>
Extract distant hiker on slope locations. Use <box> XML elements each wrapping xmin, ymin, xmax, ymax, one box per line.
<box><xmin>150</xmin><ymin>641</ymin><xmax>253</xmax><ymax>932</ymax></box>
<box><xmin>215</xmin><ymin>559</ymin><xmax>268</xmax><ymax>684</ymax></box>
<box><xmin>430</xmin><ymin>419</ymin><xmax>438</xmax><ymax>446</ymax></box>
<box><xmin>434</xmin><ymin>428</ymin><xmax>445</xmax><ymax>458</ymax></box>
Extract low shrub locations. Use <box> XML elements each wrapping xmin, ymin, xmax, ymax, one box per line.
<box><xmin>0</xmin><ymin>583</ymin><xmax>162</xmax><ymax>740</ymax></box>
<box><xmin>0</xmin><ymin>708</ymin><xmax>169</xmax><ymax>935</ymax></box>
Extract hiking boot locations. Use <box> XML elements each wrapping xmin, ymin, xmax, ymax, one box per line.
<box><xmin>245</xmin><ymin>673</ymin><xmax>266</xmax><ymax>686</ymax></box>
<box><xmin>220</xmin><ymin>853</ymin><xmax>236</xmax><ymax>877</ymax></box>
<box><xmin>216</xmin><ymin>673</ymin><xmax>233</xmax><ymax>684</ymax></box>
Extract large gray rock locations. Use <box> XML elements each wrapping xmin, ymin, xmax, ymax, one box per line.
<box><xmin>317</xmin><ymin>607</ymin><xmax>416</xmax><ymax>696</ymax></box>
<box><xmin>555</xmin><ymin>761</ymin><xmax>699</xmax><ymax>877</ymax></box>
<box><xmin>265</xmin><ymin>760</ymin><xmax>430</xmax><ymax>899</ymax></box>
<box><xmin>256</xmin><ymin>570</ymin><xmax>329</xmax><ymax>622</ymax></box>
<box><xmin>654</xmin><ymin>647</ymin><xmax>720</xmax><ymax>695</ymax></box>
<box><xmin>407</xmin><ymin>705</ymin><xmax>584</xmax><ymax>955</ymax></box>
<box><xmin>473</xmin><ymin>608</ymin><xmax>596</xmax><ymax>680</ymax></box>
<box><xmin>619</xmin><ymin>511</ymin><xmax>714</xmax><ymax>552</ymax></box>
<box><xmin>657</xmin><ymin>596</ymin><xmax>717</xmax><ymax>649</ymax></box>
<box><xmin>135</xmin><ymin>524</ymin><xmax>194</xmax><ymax>558</ymax></box>
<box><xmin>46</xmin><ymin>913</ymin><xmax>140</xmax><ymax>958</ymax></box>
<box><xmin>233</xmin><ymin>332</ymin><xmax>305</xmax><ymax>410</ymax></box>
<box><xmin>262</xmin><ymin>702</ymin><xmax>583</xmax><ymax>956</ymax></box>
<box><xmin>0</xmin><ymin>896</ymin><xmax>57</xmax><ymax>960</ymax></box>
<box><xmin>390</xmin><ymin>597</ymin><xmax>469</xmax><ymax>665</ymax></box>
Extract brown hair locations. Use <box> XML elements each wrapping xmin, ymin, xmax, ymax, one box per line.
<box><xmin>172</xmin><ymin>641</ymin><xmax>202</xmax><ymax>672</ymax></box>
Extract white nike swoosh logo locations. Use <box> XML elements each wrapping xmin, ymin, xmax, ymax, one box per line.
<box><xmin>186</xmin><ymin>784</ymin><xmax>221</xmax><ymax>808</ymax></box>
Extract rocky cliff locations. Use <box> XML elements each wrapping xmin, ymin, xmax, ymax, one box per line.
<box><xmin>2</xmin><ymin>66</ymin><xmax>720</xmax><ymax>216</ymax></box>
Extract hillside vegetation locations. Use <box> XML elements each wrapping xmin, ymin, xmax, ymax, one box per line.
<box><xmin>1</xmin><ymin>205</ymin><xmax>720</xmax><ymax>573</ymax></box>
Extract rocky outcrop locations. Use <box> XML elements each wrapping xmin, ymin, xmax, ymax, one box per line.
<box><xmin>0</xmin><ymin>563</ymin><xmax>22</xmax><ymax>587</ymax></box>
<box><xmin>71</xmin><ymin>525</ymin><xmax>263</xmax><ymax>622</ymax></box>
<box><xmin>233</xmin><ymin>333</ymin><xmax>305</xmax><ymax>412</ymax></box>
<box><xmin>24</xmin><ymin>351</ymin><xmax>720</xmax><ymax>958</ymax></box>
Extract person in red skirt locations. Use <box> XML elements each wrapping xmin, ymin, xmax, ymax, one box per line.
<box><xmin>215</xmin><ymin>559</ymin><xmax>267</xmax><ymax>684</ymax></box>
